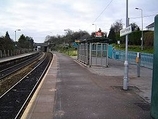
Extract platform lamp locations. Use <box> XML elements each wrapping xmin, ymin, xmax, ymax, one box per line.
<box><xmin>135</xmin><ymin>7</ymin><xmax>144</xmax><ymax>50</ymax></box>
<box><xmin>92</xmin><ymin>24</ymin><xmax>97</xmax><ymax>32</ymax></box>
<box><xmin>15</xmin><ymin>29</ymin><xmax>21</xmax><ymax>47</ymax></box>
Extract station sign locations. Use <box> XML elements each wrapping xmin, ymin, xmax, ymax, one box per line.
<box><xmin>120</xmin><ymin>25</ymin><xmax>132</xmax><ymax>37</ymax></box>
<box><xmin>95</xmin><ymin>32</ymin><xmax>102</xmax><ymax>37</ymax></box>
<box><xmin>75</xmin><ymin>40</ymin><xmax>80</xmax><ymax>43</ymax></box>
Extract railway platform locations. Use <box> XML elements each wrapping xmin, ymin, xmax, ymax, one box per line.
<box><xmin>22</xmin><ymin>52</ymin><xmax>152</xmax><ymax>119</ymax></box>
<box><xmin>0</xmin><ymin>51</ymin><xmax>38</xmax><ymax>63</ymax></box>
<box><xmin>21</xmin><ymin>54</ymin><xmax>57</xmax><ymax>119</ymax></box>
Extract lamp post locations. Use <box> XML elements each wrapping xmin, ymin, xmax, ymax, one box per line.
<box><xmin>64</xmin><ymin>29</ymin><xmax>69</xmax><ymax>45</ymax></box>
<box><xmin>92</xmin><ymin>24</ymin><xmax>97</xmax><ymax>32</ymax></box>
<box><xmin>135</xmin><ymin>7</ymin><xmax>143</xmax><ymax>50</ymax></box>
<box><xmin>64</xmin><ymin>29</ymin><xmax>71</xmax><ymax>55</ymax></box>
<box><xmin>15</xmin><ymin>29</ymin><xmax>21</xmax><ymax>47</ymax></box>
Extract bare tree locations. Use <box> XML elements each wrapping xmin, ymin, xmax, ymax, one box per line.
<box><xmin>111</xmin><ymin>19</ymin><xmax>123</xmax><ymax>33</ymax></box>
<box><xmin>130</xmin><ymin>23</ymin><xmax>140</xmax><ymax>31</ymax></box>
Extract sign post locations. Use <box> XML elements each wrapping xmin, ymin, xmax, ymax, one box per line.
<box><xmin>120</xmin><ymin>0</ymin><xmax>132</xmax><ymax>90</ymax></box>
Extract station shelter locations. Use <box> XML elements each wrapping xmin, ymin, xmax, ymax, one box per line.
<box><xmin>77</xmin><ymin>29</ymin><xmax>110</xmax><ymax>67</ymax></box>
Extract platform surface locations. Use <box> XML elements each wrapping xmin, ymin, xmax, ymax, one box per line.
<box><xmin>22</xmin><ymin>53</ymin><xmax>57</xmax><ymax>119</ymax></box>
<box><xmin>22</xmin><ymin>52</ymin><xmax>152</xmax><ymax>119</ymax></box>
<box><xmin>0</xmin><ymin>52</ymin><xmax>38</xmax><ymax>63</ymax></box>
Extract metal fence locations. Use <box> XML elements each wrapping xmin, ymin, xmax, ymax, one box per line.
<box><xmin>78</xmin><ymin>44</ymin><xmax>153</xmax><ymax>69</ymax></box>
<box><xmin>111</xmin><ymin>47</ymin><xmax>153</xmax><ymax>69</ymax></box>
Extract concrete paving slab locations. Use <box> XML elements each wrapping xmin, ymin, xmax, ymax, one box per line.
<box><xmin>74</xmin><ymin>57</ymin><xmax>152</xmax><ymax>103</ymax></box>
<box><xmin>22</xmin><ymin>53</ymin><xmax>152</xmax><ymax>119</ymax></box>
<box><xmin>53</xmin><ymin>53</ymin><xmax>152</xmax><ymax>119</ymax></box>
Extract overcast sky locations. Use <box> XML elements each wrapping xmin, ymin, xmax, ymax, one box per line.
<box><xmin>0</xmin><ymin>0</ymin><xmax>157</xmax><ymax>43</ymax></box>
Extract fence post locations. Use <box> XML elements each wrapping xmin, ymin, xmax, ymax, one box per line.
<box><xmin>101</xmin><ymin>43</ymin><xmax>103</xmax><ymax>66</ymax></box>
<box><xmin>77</xmin><ymin>43</ymin><xmax>79</xmax><ymax>60</ymax></box>
<box><xmin>151</xmin><ymin>15</ymin><xmax>158</xmax><ymax>119</ymax></box>
<box><xmin>89</xmin><ymin>43</ymin><xmax>92</xmax><ymax>67</ymax></box>
<box><xmin>10</xmin><ymin>50</ymin><xmax>12</xmax><ymax>56</ymax></box>
<box><xmin>4</xmin><ymin>50</ymin><xmax>6</xmax><ymax>57</ymax></box>
<box><xmin>8</xmin><ymin>50</ymin><xmax>9</xmax><ymax>57</ymax></box>
<box><xmin>96</xmin><ymin>43</ymin><xmax>98</xmax><ymax>65</ymax></box>
<box><xmin>136</xmin><ymin>52</ymin><xmax>141</xmax><ymax>77</ymax></box>
<box><xmin>0</xmin><ymin>50</ymin><xmax>2</xmax><ymax>58</ymax></box>
<box><xmin>106</xmin><ymin>43</ymin><xmax>109</xmax><ymax>67</ymax></box>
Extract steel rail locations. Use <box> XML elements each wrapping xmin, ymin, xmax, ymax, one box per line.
<box><xmin>0</xmin><ymin>52</ymin><xmax>53</xmax><ymax>119</ymax></box>
<box><xmin>0</xmin><ymin>52</ymin><xmax>42</xmax><ymax>80</ymax></box>
<box><xmin>15</xmin><ymin>53</ymin><xmax>52</xmax><ymax>119</ymax></box>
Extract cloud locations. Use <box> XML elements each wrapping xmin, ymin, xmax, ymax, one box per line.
<box><xmin>0</xmin><ymin>0</ymin><xmax>157</xmax><ymax>43</ymax></box>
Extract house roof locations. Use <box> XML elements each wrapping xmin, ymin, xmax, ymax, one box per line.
<box><xmin>146</xmin><ymin>22</ymin><xmax>154</xmax><ymax>28</ymax></box>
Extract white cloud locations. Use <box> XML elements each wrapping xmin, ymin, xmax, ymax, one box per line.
<box><xmin>0</xmin><ymin>0</ymin><xmax>157</xmax><ymax>43</ymax></box>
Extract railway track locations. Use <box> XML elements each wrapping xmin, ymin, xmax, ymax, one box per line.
<box><xmin>0</xmin><ymin>52</ymin><xmax>53</xmax><ymax>119</ymax></box>
<box><xmin>0</xmin><ymin>52</ymin><xmax>41</xmax><ymax>80</ymax></box>
<box><xmin>0</xmin><ymin>52</ymin><xmax>44</xmax><ymax>96</ymax></box>
<box><xmin>0</xmin><ymin>52</ymin><xmax>40</xmax><ymax>71</ymax></box>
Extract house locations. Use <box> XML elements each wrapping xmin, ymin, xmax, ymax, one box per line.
<box><xmin>146</xmin><ymin>22</ymin><xmax>154</xmax><ymax>31</ymax></box>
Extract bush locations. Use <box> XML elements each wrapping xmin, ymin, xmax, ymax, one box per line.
<box><xmin>144</xmin><ymin>31</ymin><xmax>154</xmax><ymax>47</ymax></box>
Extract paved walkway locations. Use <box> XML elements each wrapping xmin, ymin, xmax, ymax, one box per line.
<box><xmin>84</xmin><ymin>58</ymin><xmax>152</xmax><ymax>103</ymax></box>
<box><xmin>22</xmin><ymin>52</ymin><xmax>152</xmax><ymax>119</ymax></box>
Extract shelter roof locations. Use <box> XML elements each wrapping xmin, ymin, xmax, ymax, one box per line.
<box><xmin>146</xmin><ymin>22</ymin><xmax>154</xmax><ymax>28</ymax></box>
<box><xmin>34</xmin><ymin>43</ymin><xmax>48</xmax><ymax>47</ymax></box>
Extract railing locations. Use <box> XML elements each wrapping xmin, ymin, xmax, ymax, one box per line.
<box><xmin>111</xmin><ymin>47</ymin><xmax>153</xmax><ymax>69</ymax></box>
<box><xmin>78</xmin><ymin>44</ymin><xmax>153</xmax><ymax>69</ymax></box>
